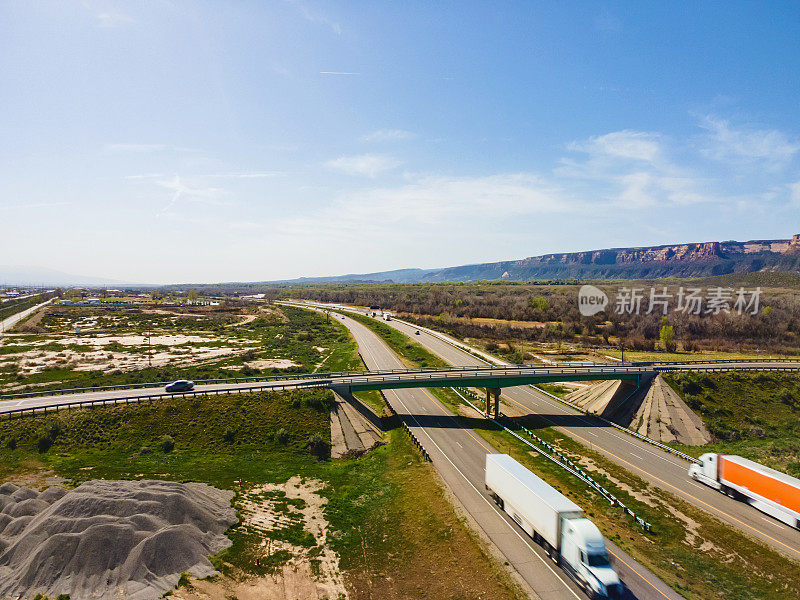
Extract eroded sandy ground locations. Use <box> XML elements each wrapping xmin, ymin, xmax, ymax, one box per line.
<box><xmin>0</xmin><ymin>333</ymin><xmax>255</xmax><ymax>377</ymax></box>
<box><xmin>174</xmin><ymin>477</ymin><xmax>347</xmax><ymax>600</ymax></box>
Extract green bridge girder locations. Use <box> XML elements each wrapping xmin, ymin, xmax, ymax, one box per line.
<box><xmin>342</xmin><ymin>371</ymin><xmax>643</xmax><ymax>393</ymax></box>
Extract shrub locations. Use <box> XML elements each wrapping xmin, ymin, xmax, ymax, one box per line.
<box><xmin>5</xmin><ymin>438</ymin><xmax>16</xmax><ymax>450</ymax></box>
<box><xmin>159</xmin><ymin>435</ymin><xmax>175</xmax><ymax>453</ymax></box>
<box><xmin>139</xmin><ymin>446</ymin><xmax>152</xmax><ymax>455</ymax></box>
<box><xmin>274</xmin><ymin>428</ymin><xmax>289</xmax><ymax>445</ymax></box>
<box><xmin>223</xmin><ymin>428</ymin><xmax>235</xmax><ymax>443</ymax></box>
<box><xmin>307</xmin><ymin>433</ymin><xmax>328</xmax><ymax>460</ymax></box>
<box><xmin>778</xmin><ymin>388</ymin><xmax>795</xmax><ymax>406</ymax></box>
<box><xmin>36</xmin><ymin>423</ymin><xmax>61</xmax><ymax>453</ymax></box>
<box><xmin>176</xmin><ymin>573</ymin><xmax>192</xmax><ymax>589</ymax></box>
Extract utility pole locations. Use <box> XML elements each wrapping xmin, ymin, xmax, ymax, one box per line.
<box><xmin>619</xmin><ymin>338</ymin><xmax>625</xmax><ymax>364</ymax></box>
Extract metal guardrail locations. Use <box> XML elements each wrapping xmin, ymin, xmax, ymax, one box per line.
<box><xmin>0</xmin><ymin>380</ymin><xmax>330</xmax><ymax>419</ymax></box>
<box><xmin>530</xmin><ymin>385</ymin><xmax>700</xmax><ymax>464</ymax></box>
<box><xmin>638</xmin><ymin>358</ymin><xmax>800</xmax><ymax>366</ymax></box>
<box><xmin>0</xmin><ymin>364</ymin><xmax>532</xmax><ymax>400</ymax></box>
<box><xmin>6</xmin><ymin>349</ymin><xmax>797</xmax><ymax>401</ymax></box>
<box><xmin>451</xmin><ymin>387</ymin><xmax>651</xmax><ymax>532</ymax></box>
<box><xmin>331</xmin><ymin>365</ymin><xmax>652</xmax><ymax>386</ymax></box>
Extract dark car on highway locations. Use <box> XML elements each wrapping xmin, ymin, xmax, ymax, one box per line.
<box><xmin>165</xmin><ymin>380</ymin><xmax>194</xmax><ymax>393</ymax></box>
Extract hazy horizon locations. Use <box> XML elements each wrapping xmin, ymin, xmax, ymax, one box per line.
<box><xmin>3</xmin><ymin>2</ymin><xmax>799</xmax><ymax>284</ymax></box>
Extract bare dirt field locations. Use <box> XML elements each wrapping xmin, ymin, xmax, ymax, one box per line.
<box><xmin>174</xmin><ymin>477</ymin><xmax>347</xmax><ymax>600</ymax></box>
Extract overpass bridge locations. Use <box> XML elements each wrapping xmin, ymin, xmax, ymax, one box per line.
<box><xmin>2</xmin><ymin>359</ymin><xmax>799</xmax><ymax>420</ymax></box>
<box><xmin>330</xmin><ymin>364</ymin><xmax>649</xmax><ymax>417</ymax></box>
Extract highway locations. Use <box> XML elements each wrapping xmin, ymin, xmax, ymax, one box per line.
<box><xmin>330</xmin><ymin>311</ymin><xmax>683</xmax><ymax>600</ymax></box>
<box><xmin>373</xmin><ymin>314</ymin><xmax>800</xmax><ymax>562</ymax></box>
<box><xmin>0</xmin><ymin>311</ymin><xmax>682</xmax><ymax>598</ymax></box>
<box><xmin>0</xmin><ymin>298</ymin><xmax>52</xmax><ymax>337</ymax></box>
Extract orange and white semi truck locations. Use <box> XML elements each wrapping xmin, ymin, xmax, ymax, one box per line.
<box><xmin>689</xmin><ymin>453</ymin><xmax>800</xmax><ymax>528</ymax></box>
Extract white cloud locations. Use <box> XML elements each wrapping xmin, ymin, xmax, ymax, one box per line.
<box><xmin>211</xmin><ymin>172</ymin><xmax>281</xmax><ymax>179</ymax></box>
<box><xmin>361</xmin><ymin>129</ymin><xmax>416</xmax><ymax>142</ymax></box>
<box><xmin>95</xmin><ymin>12</ymin><xmax>135</xmax><ymax>28</ymax></box>
<box><xmin>289</xmin><ymin>0</ymin><xmax>342</xmax><ymax>35</ymax></box>
<box><xmin>320</xmin><ymin>71</ymin><xmax>360</xmax><ymax>76</ymax></box>
<box><xmin>105</xmin><ymin>143</ymin><xmax>165</xmax><ymax>153</ymax></box>
<box><xmin>569</xmin><ymin>130</ymin><xmax>662</xmax><ymax>163</ymax></box>
<box><xmin>699</xmin><ymin>116</ymin><xmax>800</xmax><ymax>166</ymax></box>
<box><xmin>0</xmin><ymin>202</ymin><xmax>71</xmax><ymax>211</ymax></box>
<box><xmin>271</xmin><ymin>173</ymin><xmax>576</xmax><ymax>248</ymax></box>
<box><xmin>124</xmin><ymin>173</ymin><xmax>166</xmax><ymax>180</ymax></box>
<box><xmin>790</xmin><ymin>181</ymin><xmax>800</xmax><ymax>206</ymax></box>
<box><xmin>326</xmin><ymin>154</ymin><xmax>401</xmax><ymax>177</ymax></box>
<box><xmin>147</xmin><ymin>175</ymin><xmax>229</xmax><ymax>217</ymax></box>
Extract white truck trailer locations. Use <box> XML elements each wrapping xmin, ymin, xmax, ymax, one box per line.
<box><xmin>485</xmin><ymin>454</ymin><xmax>623</xmax><ymax>599</ymax></box>
<box><xmin>382</xmin><ymin>312</ymin><xmax>392</xmax><ymax>321</ymax></box>
<box><xmin>689</xmin><ymin>453</ymin><xmax>800</xmax><ymax>528</ymax></box>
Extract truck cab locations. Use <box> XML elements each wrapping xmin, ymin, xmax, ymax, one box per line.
<box><xmin>560</xmin><ymin>518</ymin><xmax>624</xmax><ymax>599</ymax></box>
<box><xmin>688</xmin><ymin>453</ymin><xmax>723</xmax><ymax>490</ymax></box>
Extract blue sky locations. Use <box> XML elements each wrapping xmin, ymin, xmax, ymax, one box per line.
<box><xmin>1</xmin><ymin>1</ymin><xmax>799</xmax><ymax>284</ymax></box>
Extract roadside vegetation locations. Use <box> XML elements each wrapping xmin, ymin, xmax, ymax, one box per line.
<box><xmin>0</xmin><ymin>389</ymin><xmax>525</xmax><ymax>600</ymax></box>
<box><xmin>0</xmin><ymin>303</ymin><xmax>356</xmax><ymax>394</ymax></box>
<box><xmin>665</xmin><ymin>371</ymin><xmax>800</xmax><ymax>474</ymax></box>
<box><xmin>274</xmin><ymin>275</ymin><xmax>800</xmax><ymax>357</ymax></box>
<box><xmin>0</xmin><ymin>305</ymin><xmax>526</xmax><ymax>600</ymax></box>
<box><xmin>350</xmin><ymin>314</ymin><xmax>800</xmax><ymax>600</ymax></box>
<box><xmin>0</xmin><ymin>292</ymin><xmax>52</xmax><ymax>322</ymax></box>
<box><xmin>345</xmin><ymin>312</ymin><xmax>448</xmax><ymax>369</ymax></box>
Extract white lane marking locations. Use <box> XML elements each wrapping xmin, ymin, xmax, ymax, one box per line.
<box><xmin>629</xmin><ymin>453</ymin><xmax>643</xmax><ymax>461</ymax></box>
<box><xmin>390</xmin><ymin>390</ymin><xmax>582</xmax><ymax>600</ymax></box>
<box><xmin>337</xmin><ymin>312</ymin><xmax>581</xmax><ymax>599</ymax></box>
<box><xmin>585</xmin><ymin>431</ymin><xmax>598</xmax><ymax>437</ymax></box>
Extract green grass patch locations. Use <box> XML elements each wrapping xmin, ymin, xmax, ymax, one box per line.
<box><xmin>664</xmin><ymin>371</ymin><xmax>800</xmax><ymax>474</ymax></box>
<box><xmin>2</xmin><ymin>305</ymin><xmax>360</xmax><ymax>394</ymax></box>
<box><xmin>345</xmin><ymin>313</ymin><xmax>448</xmax><ymax>369</ymax></box>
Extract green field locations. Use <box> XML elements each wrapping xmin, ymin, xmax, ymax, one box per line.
<box><xmin>664</xmin><ymin>371</ymin><xmax>800</xmax><ymax>474</ymax></box>
<box><xmin>1</xmin><ymin>304</ymin><xmax>358</xmax><ymax>394</ymax></box>
<box><xmin>0</xmin><ymin>303</ymin><xmax>527</xmax><ymax>600</ymax></box>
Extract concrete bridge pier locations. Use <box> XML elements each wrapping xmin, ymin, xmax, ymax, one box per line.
<box><xmin>485</xmin><ymin>387</ymin><xmax>501</xmax><ymax>419</ymax></box>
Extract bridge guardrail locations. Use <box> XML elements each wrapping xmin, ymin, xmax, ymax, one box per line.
<box><xmin>0</xmin><ymin>364</ymin><xmax>528</xmax><ymax>400</ymax></box>
<box><xmin>0</xmin><ymin>380</ymin><xmax>330</xmax><ymax>419</ymax></box>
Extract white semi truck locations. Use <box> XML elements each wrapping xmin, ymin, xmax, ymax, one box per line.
<box><xmin>485</xmin><ymin>454</ymin><xmax>624</xmax><ymax>599</ymax></box>
<box><xmin>689</xmin><ymin>453</ymin><xmax>800</xmax><ymax>528</ymax></box>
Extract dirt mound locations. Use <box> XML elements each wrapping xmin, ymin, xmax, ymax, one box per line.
<box><xmin>0</xmin><ymin>480</ymin><xmax>237</xmax><ymax>600</ymax></box>
<box><xmin>565</xmin><ymin>375</ymin><xmax>711</xmax><ymax>445</ymax></box>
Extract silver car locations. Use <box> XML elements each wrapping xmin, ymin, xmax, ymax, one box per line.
<box><xmin>165</xmin><ymin>380</ymin><xmax>194</xmax><ymax>392</ymax></box>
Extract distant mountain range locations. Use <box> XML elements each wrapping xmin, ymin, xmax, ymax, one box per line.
<box><xmin>273</xmin><ymin>234</ymin><xmax>800</xmax><ymax>284</ymax></box>
<box><xmin>0</xmin><ymin>266</ymin><xmax>133</xmax><ymax>287</ymax></box>
<box><xmin>6</xmin><ymin>234</ymin><xmax>800</xmax><ymax>287</ymax></box>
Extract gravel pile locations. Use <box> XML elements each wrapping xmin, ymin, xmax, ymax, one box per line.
<box><xmin>0</xmin><ymin>480</ymin><xmax>237</xmax><ymax>600</ymax></box>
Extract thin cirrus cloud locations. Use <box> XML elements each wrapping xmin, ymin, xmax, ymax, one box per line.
<box><xmin>361</xmin><ymin>129</ymin><xmax>416</xmax><ymax>142</ymax></box>
<box><xmin>698</xmin><ymin>115</ymin><xmax>800</xmax><ymax>166</ymax></box>
<box><xmin>104</xmin><ymin>143</ymin><xmax>166</xmax><ymax>154</ymax></box>
<box><xmin>153</xmin><ymin>175</ymin><xmax>229</xmax><ymax>217</ymax></box>
<box><xmin>326</xmin><ymin>154</ymin><xmax>401</xmax><ymax>177</ymax></box>
<box><xmin>94</xmin><ymin>12</ymin><xmax>135</xmax><ymax>28</ymax></box>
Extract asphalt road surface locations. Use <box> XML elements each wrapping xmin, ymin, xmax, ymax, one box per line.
<box><xmin>376</xmin><ymin>314</ymin><xmax>800</xmax><ymax>562</ymax></box>
<box><xmin>0</xmin><ymin>299</ymin><xmax>52</xmax><ymax>336</ymax></box>
<box><xmin>331</xmin><ymin>310</ymin><xmax>683</xmax><ymax>600</ymax></box>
